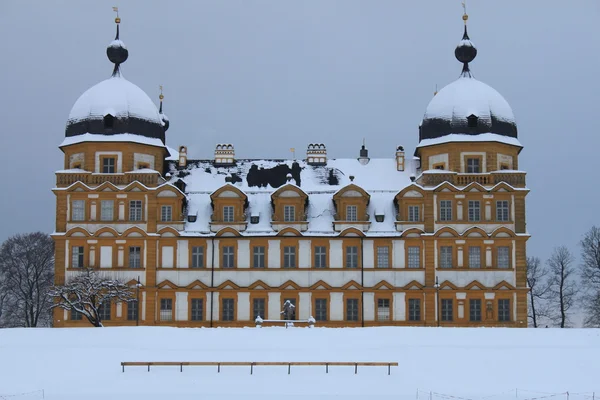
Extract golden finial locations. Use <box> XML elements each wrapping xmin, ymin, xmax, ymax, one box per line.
<box><xmin>461</xmin><ymin>1</ymin><xmax>468</xmax><ymax>24</ymax></box>
<box><xmin>113</xmin><ymin>6</ymin><xmax>121</xmax><ymax>24</ymax></box>
<box><xmin>159</xmin><ymin>85</ymin><xmax>164</xmax><ymax>101</ymax></box>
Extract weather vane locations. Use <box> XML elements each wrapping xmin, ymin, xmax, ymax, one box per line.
<box><xmin>461</xmin><ymin>1</ymin><xmax>468</xmax><ymax>23</ymax></box>
<box><xmin>159</xmin><ymin>85</ymin><xmax>164</xmax><ymax>100</ymax></box>
<box><xmin>113</xmin><ymin>6</ymin><xmax>120</xmax><ymax>23</ymax></box>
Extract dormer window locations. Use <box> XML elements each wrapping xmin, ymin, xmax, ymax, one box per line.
<box><xmin>284</xmin><ymin>205</ymin><xmax>295</xmax><ymax>222</ymax></box>
<box><xmin>103</xmin><ymin>114</ymin><xmax>114</xmax><ymax>129</ymax></box>
<box><xmin>467</xmin><ymin>114</ymin><xmax>478</xmax><ymax>128</ymax></box>
<box><xmin>223</xmin><ymin>206</ymin><xmax>234</xmax><ymax>223</ymax></box>
<box><xmin>250</xmin><ymin>213</ymin><xmax>259</xmax><ymax>224</ymax></box>
<box><xmin>346</xmin><ymin>205</ymin><xmax>358</xmax><ymax>222</ymax></box>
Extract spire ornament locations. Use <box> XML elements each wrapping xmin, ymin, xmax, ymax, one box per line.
<box><xmin>454</xmin><ymin>1</ymin><xmax>477</xmax><ymax>77</ymax></box>
<box><xmin>106</xmin><ymin>7</ymin><xmax>128</xmax><ymax>77</ymax></box>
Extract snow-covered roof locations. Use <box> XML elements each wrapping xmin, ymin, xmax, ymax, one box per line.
<box><xmin>173</xmin><ymin>158</ymin><xmax>420</xmax><ymax>237</ymax></box>
<box><xmin>59</xmin><ymin>133</ymin><xmax>166</xmax><ymax>149</ymax></box>
<box><xmin>67</xmin><ymin>76</ymin><xmax>162</xmax><ymax>125</ymax></box>
<box><xmin>424</xmin><ymin>76</ymin><xmax>515</xmax><ymax>124</ymax></box>
<box><xmin>417</xmin><ymin>133</ymin><xmax>522</xmax><ymax>149</ymax></box>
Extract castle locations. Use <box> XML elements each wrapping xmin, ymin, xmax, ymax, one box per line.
<box><xmin>52</xmin><ymin>9</ymin><xmax>529</xmax><ymax>328</ymax></box>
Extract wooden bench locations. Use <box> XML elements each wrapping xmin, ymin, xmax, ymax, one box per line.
<box><xmin>121</xmin><ymin>361</ymin><xmax>399</xmax><ymax>375</ymax></box>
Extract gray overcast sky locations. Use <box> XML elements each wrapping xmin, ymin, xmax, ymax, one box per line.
<box><xmin>0</xmin><ymin>0</ymin><xmax>598</xmax><ymax>264</ymax></box>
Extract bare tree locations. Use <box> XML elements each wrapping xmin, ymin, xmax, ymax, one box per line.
<box><xmin>579</xmin><ymin>226</ymin><xmax>600</xmax><ymax>327</ymax></box>
<box><xmin>546</xmin><ymin>246</ymin><xmax>577</xmax><ymax>328</ymax></box>
<box><xmin>526</xmin><ymin>256</ymin><xmax>551</xmax><ymax>327</ymax></box>
<box><xmin>48</xmin><ymin>268</ymin><xmax>135</xmax><ymax>327</ymax></box>
<box><xmin>0</xmin><ymin>232</ymin><xmax>54</xmax><ymax>327</ymax></box>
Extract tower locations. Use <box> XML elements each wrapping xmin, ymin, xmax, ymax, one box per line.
<box><xmin>52</xmin><ymin>12</ymin><xmax>184</xmax><ymax>327</ymax></box>
<box><xmin>414</xmin><ymin>6</ymin><xmax>529</xmax><ymax>326</ymax></box>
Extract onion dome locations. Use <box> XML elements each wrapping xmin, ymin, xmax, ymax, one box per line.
<box><xmin>65</xmin><ymin>13</ymin><xmax>166</xmax><ymax>143</ymax></box>
<box><xmin>419</xmin><ymin>10</ymin><xmax>517</xmax><ymax>142</ymax></box>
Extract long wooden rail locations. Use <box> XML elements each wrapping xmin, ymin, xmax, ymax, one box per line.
<box><xmin>121</xmin><ymin>361</ymin><xmax>399</xmax><ymax>375</ymax></box>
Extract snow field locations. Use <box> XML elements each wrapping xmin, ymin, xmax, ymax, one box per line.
<box><xmin>0</xmin><ymin>327</ymin><xmax>598</xmax><ymax>400</ymax></box>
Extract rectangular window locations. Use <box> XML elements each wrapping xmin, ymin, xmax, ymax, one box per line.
<box><xmin>498</xmin><ymin>299</ymin><xmax>510</xmax><ymax>322</ymax></box>
<box><xmin>377</xmin><ymin>298</ymin><xmax>390</xmax><ymax>321</ymax></box>
<box><xmin>466</xmin><ymin>158</ymin><xmax>480</xmax><ymax>173</ymax></box>
<box><xmin>468</xmin><ymin>246</ymin><xmax>481</xmax><ymax>269</ymax></box>
<box><xmin>283</xmin><ymin>205</ymin><xmax>295</xmax><ymax>222</ymax></box>
<box><xmin>315</xmin><ymin>299</ymin><xmax>328</xmax><ymax>321</ymax></box>
<box><xmin>253</xmin><ymin>246</ymin><xmax>265</xmax><ymax>268</ymax></box>
<box><xmin>345</xmin><ymin>246</ymin><xmax>358</xmax><ymax>268</ymax></box>
<box><xmin>408</xmin><ymin>205</ymin><xmax>420</xmax><ymax>222</ymax></box>
<box><xmin>100</xmin><ymin>200</ymin><xmax>114</xmax><ymax>221</ymax></box>
<box><xmin>376</xmin><ymin>246</ymin><xmax>389</xmax><ymax>268</ymax></box>
<box><xmin>497</xmin><ymin>246</ymin><xmax>510</xmax><ymax>269</ymax></box>
<box><xmin>253</xmin><ymin>298</ymin><xmax>266</xmax><ymax>320</ymax></box>
<box><xmin>468</xmin><ymin>201</ymin><xmax>480</xmax><ymax>222</ymax></box>
<box><xmin>283</xmin><ymin>246</ymin><xmax>297</xmax><ymax>268</ymax></box>
<box><xmin>223</xmin><ymin>206</ymin><xmax>234</xmax><ymax>222</ymax></box>
<box><xmin>70</xmin><ymin>309</ymin><xmax>82</xmax><ymax>321</ymax></box>
<box><xmin>222</xmin><ymin>246</ymin><xmax>235</xmax><ymax>269</ymax></box>
<box><xmin>98</xmin><ymin>301</ymin><xmax>111</xmax><ymax>321</ymax></box>
<box><xmin>191</xmin><ymin>299</ymin><xmax>204</xmax><ymax>321</ymax></box>
<box><xmin>441</xmin><ymin>299</ymin><xmax>453</xmax><ymax>321</ymax></box>
<box><xmin>408</xmin><ymin>299</ymin><xmax>421</xmax><ymax>321</ymax></box>
<box><xmin>127</xmin><ymin>300</ymin><xmax>138</xmax><ymax>321</ymax></box>
<box><xmin>71</xmin><ymin>246</ymin><xmax>84</xmax><ymax>268</ymax></box>
<box><xmin>440</xmin><ymin>246</ymin><xmax>453</xmax><ymax>269</ymax></box>
<box><xmin>314</xmin><ymin>246</ymin><xmax>327</xmax><ymax>269</ymax></box>
<box><xmin>346</xmin><ymin>205</ymin><xmax>357</xmax><ymax>222</ymax></box>
<box><xmin>470</xmin><ymin>299</ymin><xmax>482</xmax><ymax>321</ymax></box>
<box><xmin>496</xmin><ymin>200</ymin><xmax>510</xmax><ymax>221</ymax></box>
<box><xmin>129</xmin><ymin>246</ymin><xmax>142</xmax><ymax>269</ymax></box>
<box><xmin>129</xmin><ymin>200</ymin><xmax>142</xmax><ymax>221</ymax></box>
<box><xmin>160</xmin><ymin>298</ymin><xmax>173</xmax><ymax>321</ymax></box>
<box><xmin>407</xmin><ymin>246</ymin><xmax>420</xmax><ymax>268</ymax></box>
<box><xmin>346</xmin><ymin>299</ymin><xmax>359</xmax><ymax>321</ymax></box>
<box><xmin>72</xmin><ymin>200</ymin><xmax>85</xmax><ymax>221</ymax></box>
<box><xmin>440</xmin><ymin>200</ymin><xmax>452</xmax><ymax>221</ymax></box>
<box><xmin>191</xmin><ymin>246</ymin><xmax>204</xmax><ymax>268</ymax></box>
<box><xmin>161</xmin><ymin>205</ymin><xmax>172</xmax><ymax>222</ymax></box>
<box><xmin>102</xmin><ymin>157</ymin><xmax>116</xmax><ymax>173</ymax></box>
<box><xmin>222</xmin><ymin>298</ymin><xmax>235</xmax><ymax>321</ymax></box>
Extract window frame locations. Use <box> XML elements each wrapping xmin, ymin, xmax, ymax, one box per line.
<box><xmin>469</xmin><ymin>299</ymin><xmax>482</xmax><ymax>322</ymax></box>
<box><xmin>466</xmin><ymin>157</ymin><xmax>481</xmax><ymax>173</ymax></box>
<box><xmin>223</xmin><ymin>206</ymin><xmax>235</xmax><ymax>222</ymax></box>
<box><xmin>191</xmin><ymin>246</ymin><xmax>204</xmax><ymax>269</ymax></box>
<box><xmin>71</xmin><ymin>246</ymin><xmax>85</xmax><ymax>268</ymax></box>
<box><xmin>314</xmin><ymin>298</ymin><xmax>328</xmax><ymax>322</ymax></box>
<box><xmin>159</xmin><ymin>298</ymin><xmax>173</xmax><ymax>322</ymax></box>
<box><xmin>468</xmin><ymin>246</ymin><xmax>481</xmax><ymax>269</ymax></box>
<box><xmin>346</xmin><ymin>205</ymin><xmax>358</xmax><ymax>222</ymax></box>
<box><xmin>376</xmin><ymin>297</ymin><xmax>391</xmax><ymax>321</ymax></box>
<box><xmin>253</xmin><ymin>246</ymin><xmax>266</xmax><ymax>268</ymax></box>
<box><xmin>468</xmin><ymin>200</ymin><xmax>481</xmax><ymax>222</ymax></box>
<box><xmin>100</xmin><ymin>200</ymin><xmax>114</xmax><ymax>222</ymax></box>
<box><xmin>441</xmin><ymin>298</ymin><xmax>454</xmax><ymax>322</ymax></box>
<box><xmin>283</xmin><ymin>205</ymin><xmax>295</xmax><ymax>222</ymax></box>
<box><xmin>496</xmin><ymin>200</ymin><xmax>510</xmax><ymax>222</ymax></box>
<box><xmin>128</xmin><ymin>246</ymin><xmax>142</xmax><ymax>269</ymax></box>
<box><xmin>314</xmin><ymin>245</ymin><xmax>327</xmax><ymax>269</ymax></box>
<box><xmin>345</xmin><ymin>298</ymin><xmax>360</xmax><ymax>322</ymax></box>
<box><xmin>191</xmin><ymin>298</ymin><xmax>204</xmax><ymax>321</ymax></box>
<box><xmin>497</xmin><ymin>246</ymin><xmax>510</xmax><ymax>269</ymax></box>
<box><xmin>252</xmin><ymin>298</ymin><xmax>266</xmax><ymax>320</ymax></box>
<box><xmin>101</xmin><ymin>156</ymin><xmax>116</xmax><ymax>174</ymax></box>
<box><xmin>407</xmin><ymin>205</ymin><xmax>420</xmax><ymax>222</ymax></box>
<box><xmin>345</xmin><ymin>246</ymin><xmax>359</xmax><ymax>268</ymax></box>
<box><xmin>160</xmin><ymin>205</ymin><xmax>173</xmax><ymax>222</ymax></box>
<box><xmin>439</xmin><ymin>245</ymin><xmax>453</xmax><ymax>269</ymax></box>
<box><xmin>407</xmin><ymin>246</ymin><xmax>421</xmax><ymax>269</ymax></box>
<box><xmin>498</xmin><ymin>299</ymin><xmax>511</xmax><ymax>322</ymax></box>
<box><xmin>221</xmin><ymin>298</ymin><xmax>235</xmax><ymax>321</ymax></box>
<box><xmin>376</xmin><ymin>246</ymin><xmax>390</xmax><ymax>269</ymax></box>
<box><xmin>283</xmin><ymin>246</ymin><xmax>297</xmax><ymax>268</ymax></box>
<box><xmin>222</xmin><ymin>245</ymin><xmax>235</xmax><ymax>269</ymax></box>
<box><xmin>439</xmin><ymin>200</ymin><xmax>453</xmax><ymax>221</ymax></box>
<box><xmin>408</xmin><ymin>298</ymin><xmax>421</xmax><ymax>321</ymax></box>
<box><xmin>127</xmin><ymin>300</ymin><xmax>138</xmax><ymax>321</ymax></box>
<box><xmin>129</xmin><ymin>200</ymin><xmax>143</xmax><ymax>222</ymax></box>
<box><xmin>71</xmin><ymin>200</ymin><xmax>86</xmax><ymax>222</ymax></box>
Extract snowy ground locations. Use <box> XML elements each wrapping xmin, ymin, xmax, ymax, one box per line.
<box><xmin>0</xmin><ymin>327</ymin><xmax>598</xmax><ymax>400</ymax></box>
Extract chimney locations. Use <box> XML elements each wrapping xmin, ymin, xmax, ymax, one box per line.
<box><xmin>306</xmin><ymin>143</ymin><xmax>327</xmax><ymax>166</ymax></box>
<box><xmin>214</xmin><ymin>143</ymin><xmax>235</xmax><ymax>166</ymax></box>
<box><xmin>396</xmin><ymin>145</ymin><xmax>405</xmax><ymax>171</ymax></box>
<box><xmin>178</xmin><ymin>146</ymin><xmax>188</xmax><ymax>167</ymax></box>
<box><xmin>358</xmin><ymin>140</ymin><xmax>370</xmax><ymax>165</ymax></box>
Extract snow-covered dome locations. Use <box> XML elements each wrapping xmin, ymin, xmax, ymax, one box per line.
<box><xmin>419</xmin><ymin>20</ymin><xmax>517</xmax><ymax>142</ymax></box>
<box><xmin>64</xmin><ymin>17</ymin><xmax>167</xmax><ymax>143</ymax></box>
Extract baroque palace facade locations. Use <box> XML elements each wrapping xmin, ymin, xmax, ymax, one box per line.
<box><xmin>52</xmin><ymin>11</ymin><xmax>529</xmax><ymax>328</ymax></box>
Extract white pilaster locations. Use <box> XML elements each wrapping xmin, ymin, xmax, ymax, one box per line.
<box><xmin>329</xmin><ymin>240</ymin><xmax>342</xmax><ymax>268</ymax></box>
<box><xmin>299</xmin><ymin>240</ymin><xmax>311</xmax><ymax>268</ymax></box>
<box><xmin>268</xmin><ymin>292</ymin><xmax>281</xmax><ymax>319</ymax></box>
<box><xmin>237</xmin><ymin>292</ymin><xmax>250</xmax><ymax>320</ymax></box>
<box><xmin>237</xmin><ymin>240</ymin><xmax>250</xmax><ymax>269</ymax></box>
<box><xmin>299</xmin><ymin>292</ymin><xmax>311</xmax><ymax>319</ymax></box>
<box><xmin>363</xmin><ymin>292</ymin><xmax>375</xmax><ymax>321</ymax></box>
<box><xmin>392</xmin><ymin>240</ymin><xmax>404</xmax><ymax>268</ymax></box>
<box><xmin>393</xmin><ymin>292</ymin><xmax>406</xmax><ymax>321</ymax></box>
<box><xmin>177</xmin><ymin>240</ymin><xmax>189</xmax><ymax>268</ymax></box>
<box><xmin>268</xmin><ymin>240</ymin><xmax>280</xmax><ymax>268</ymax></box>
<box><xmin>330</xmin><ymin>292</ymin><xmax>343</xmax><ymax>321</ymax></box>
<box><xmin>363</xmin><ymin>240</ymin><xmax>374</xmax><ymax>268</ymax></box>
